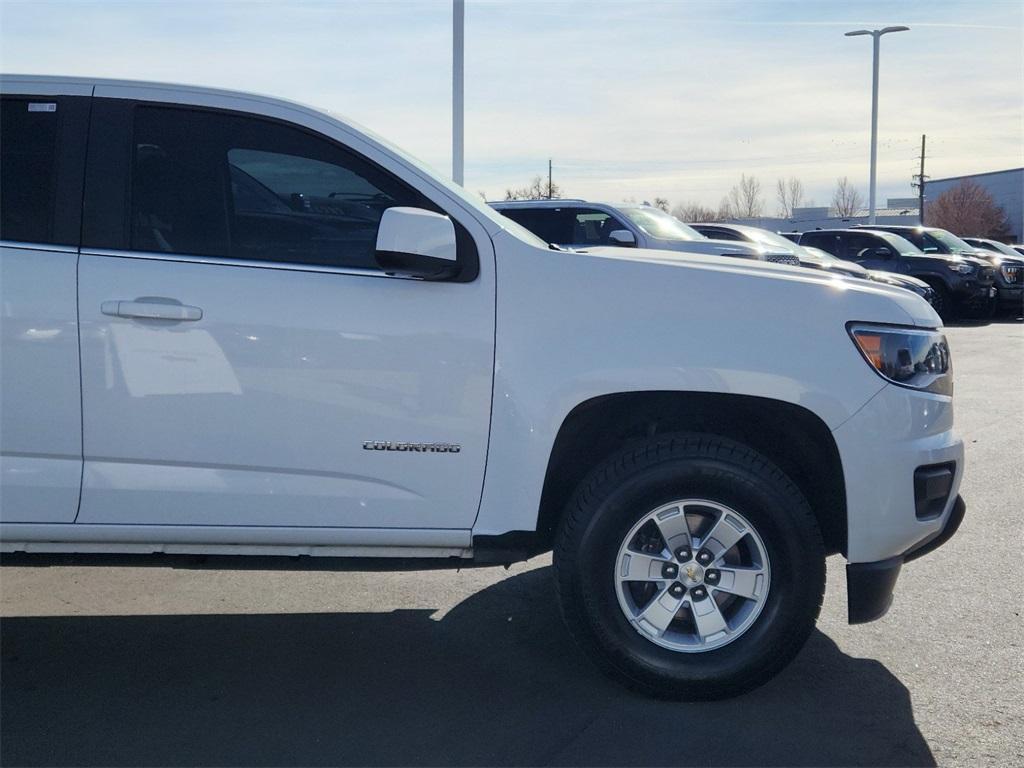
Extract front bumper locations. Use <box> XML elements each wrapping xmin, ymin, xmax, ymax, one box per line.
<box><xmin>847</xmin><ymin>495</ymin><xmax>966</xmax><ymax>623</ymax></box>
<box><xmin>995</xmin><ymin>284</ymin><xmax>1023</xmax><ymax>311</ymax></box>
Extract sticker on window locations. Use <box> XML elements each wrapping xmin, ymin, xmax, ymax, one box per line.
<box><xmin>28</xmin><ymin>103</ymin><xmax>57</xmax><ymax>112</ymax></box>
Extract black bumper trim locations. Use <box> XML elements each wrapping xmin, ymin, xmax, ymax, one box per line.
<box><xmin>847</xmin><ymin>495</ymin><xmax>966</xmax><ymax>624</ymax></box>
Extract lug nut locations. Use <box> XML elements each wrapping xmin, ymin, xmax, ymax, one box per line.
<box><xmin>691</xmin><ymin>586</ymin><xmax>708</xmax><ymax>600</ymax></box>
<box><xmin>696</xmin><ymin>549</ymin><xmax>714</xmax><ymax>566</ymax></box>
<box><xmin>661</xmin><ymin>562</ymin><xmax>679</xmax><ymax>579</ymax></box>
<box><xmin>675</xmin><ymin>546</ymin><xmax>692</xmax><ymax>562</ymax></box>
<box><xmin>704</xmin><ymin>569</ymin><xmax>720</xmax><ymax>585</ymax></box>
<box><xmin>669</xmin><ymin>583</ymin><xmax>686</xmax><ymax>598</ymax></box>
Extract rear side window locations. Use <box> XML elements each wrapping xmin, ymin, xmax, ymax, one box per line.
<box><xmin>128</xmin><ymin>105</ymin><xmax>440</xmax><ymax>271</ymax></box>
<box><xmin>499</xmin><ymin>208</ymin><xmax>576</xmax><ymax>245</ymax></box>
<box><xmin>1</xmin><ymin>99</ymin><xmax>60</xmax><ymax>243</ymax></box>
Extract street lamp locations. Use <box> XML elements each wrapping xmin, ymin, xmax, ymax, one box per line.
<box><xmin>452</xmin><ymin>0</ymin><xmax>465</xmax><ymax>185</ymax></box>
<box><xmin>845</xmin><ymin>25</ymin><xmax>909</xmax><ymax>223</ymax></box>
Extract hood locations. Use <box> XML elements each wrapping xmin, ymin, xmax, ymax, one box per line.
<box><xmin>867</xmin><ymin>270</ymin><xmax>930</xmax><ymax>289</ymax></box>
<box><xmin>580</xmin><ymin>245</ymin><xmax>941</xmax><ymax>327</ymax></box>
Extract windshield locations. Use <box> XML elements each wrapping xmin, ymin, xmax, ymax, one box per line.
<box><xmin>869</xmin><ymin>230</ymin><xmax>924</xmax><ymax>256</ymax></box>
<box><xmin>972</xmin><ymin>239</ymin><xmax>1018</xmax><ymax>257</ymax></box>
<box><xmin>743</xmin><ymin>228</ymin><xmax>800</xmax><ymax>252</ymax></box>
<box><xmin>926</xmin><ymin>229</ymin><xmax>977</xmax><ymax>254</ymax></box>
<box><xmin>620</xmin><ymin>207</ymin><xmax>703</xmax><ymax>242</ymax></box>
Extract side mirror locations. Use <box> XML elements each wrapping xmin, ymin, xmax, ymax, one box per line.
<box><xmin>872</xmin><ymin>247</ymin><xmax>895</xmax><ymax>259</ymax></box>
<box><xmin>375</xmin><ymin>207</ymin><xmax>459</xmax><ymax>280</ymax></box>
<box><xmin>608</xmin><ymin>229</ymin><xmax>636</xmax><ymax>247</ymax></box>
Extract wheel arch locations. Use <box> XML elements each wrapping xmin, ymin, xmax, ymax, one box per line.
<box><xmin>533</xmin><ymin>391</ymin><xmax>847</xmax><ymax>557</ymax></box>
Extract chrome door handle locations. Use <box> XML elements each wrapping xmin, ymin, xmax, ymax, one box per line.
<box><xmin>101</xmin><ymin>300</ymin><xmax>203</xmax><ymax>321</ymax></box>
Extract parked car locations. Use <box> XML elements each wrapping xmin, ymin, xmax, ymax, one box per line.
<box><xmin>491</xmin><ymin>200</ymin><xmax>801</xmax><ymax>265</ymax></box>
<box><xmin>855</xmin><ymin>225</ymin><xmax>1020</xmax><ymax>316</ymax></box>
<box><xmin>690</xmin><ymin>223</ymin><xmax>867</xmax><ymax>277</ymax></box>
<box><xmin>801</xmin><ymin>228</ymin><xmax>995</xmax><ymax>319</ymax></box>
<box><xmin>961</xmin><ymin>238</ymin><xmax>1024</xmax><ymax>314</ymax></box>
<box><xmin>1</xmin><ymin>75</ymin><xmax>965</xmax><ymax>701</ymax></box>
<box><xmin>692</xmin><ymin>223</ymin><xmax>935</xmax><ymax>304</ymax></box>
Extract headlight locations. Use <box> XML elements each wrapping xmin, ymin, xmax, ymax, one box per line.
<box><xmin>948</xmin><ymin>263</ymin><xmax>974</xmax><ymax>275</ymax></box>
<box><xmin>848</xmin><ymin>324</ymin><xmax>952</xmax><ymax>395</ymax></box>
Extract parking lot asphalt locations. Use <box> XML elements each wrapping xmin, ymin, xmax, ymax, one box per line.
<box><xmin>2</xmin><ymin>318</ymin><xmax>1022</xmax><ymax>768</ymax></box>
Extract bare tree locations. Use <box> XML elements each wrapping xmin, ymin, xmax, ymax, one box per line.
<box><xmin>653</xmin><ymin>197</ymin><xmax>670</xmax><ymax>212</ymax></box>
<box><xmin>832</xmin><ymin>177</ymin><xmax>864</xmax><ymax>217</ymax></box>
<box><xmin>671</xmin><ymin>201</ymin><xmax>720</xmax><ymax>222</ymax></box>
<box><xmin>775</xmin><ymin>177</ymin><xmax>804</xmax><ymax>218</ymax></box>
<box><xmin>504</xmin><ymin>175</ymin><xmax>562</xmax><ymax>200</ymax></box>
<box><xmin>727</xmin><ymin>174</ymin><xmax>764</xmax><ymax>218</ymax></box>
<box><xmin>927</xmin><ymin>180</ymin><xmax>1010</xmax><ymax>238</ymax></box>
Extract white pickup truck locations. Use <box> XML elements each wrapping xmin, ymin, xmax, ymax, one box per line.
<box><xmin>0</xmin><ymin>76</ymin><xmax>965</xmax><ymax>700</ymax></box>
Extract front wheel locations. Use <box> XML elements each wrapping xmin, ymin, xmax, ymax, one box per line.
<box><xmin>554</xmin><ymin>433</ymin><xmax>825</xmax><ymax>700</ymax></box>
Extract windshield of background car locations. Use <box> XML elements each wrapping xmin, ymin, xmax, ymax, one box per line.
<box><xmin>744</xmin><ymin>228</ymin><xmax>800</xmax><ymax>251</ymax></box>
<box><xmin>870</xmin><ymin>230</ymin><xmax>924</xmax><ymax>256</ymax></box>
<box><xmin>925</xmin><ymin>229</ymin><xmax>976</xmax><ymax>253</ymax></box>
<box><xmin>621</xmin><ymin>207</ymin><xmax>702</xmax><ymax>241</ymax></box>
<box><xmin>974</xmin><ymin>239</ymin><xmax>1018</xmax><ymax>257</ymax></box>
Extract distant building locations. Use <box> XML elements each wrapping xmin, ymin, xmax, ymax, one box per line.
<box><xmin>727</xmin><ymin>204</ymin><xmax>920</xmax><ymax>235</ymax></box>
<box><xmin>925</xmin><ymin>168</ymin><xmax>1023</xmax><ymax>242</ymax></box>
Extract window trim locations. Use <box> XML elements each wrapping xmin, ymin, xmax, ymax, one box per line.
<box><xmin>83</xmin><ymin>98</ymin><xmax>479</xmax><ymax>282</ymax></box>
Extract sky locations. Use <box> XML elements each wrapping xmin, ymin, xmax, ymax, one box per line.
<box><xmin>1</xmin><ymin>0</ymin><xmax>1021</xmax><ymax>214</ymax></box>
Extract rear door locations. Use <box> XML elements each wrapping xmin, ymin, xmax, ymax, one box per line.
<box><xmin>75</xmin><ymin>93</ymin><xmax>495</xmax><ymax>533</ymax></box>
<box><xmin>0</xmin><ymin>84</ymin><xmax>90</xmax><ymax>523</ymax></box>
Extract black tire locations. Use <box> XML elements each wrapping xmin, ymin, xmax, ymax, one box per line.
<box><xmin>554</xmin><ymin>432</ymin><xmax>825</xmax><ymax>700</ymax></box>
<box><xmin>926</xmin><ymin>281</ymin><xmax>954</xmax><ymax>320</ymax></box>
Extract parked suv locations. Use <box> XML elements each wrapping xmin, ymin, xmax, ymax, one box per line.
<box><xmin>800</xmin><ymin>228</ymin><xmax>995</xmax><ymax>319</ymax></box>
<box><xmin>491</xmin><ymin>200</ymin><xmax>801</xmax><ymax>265</ymax></box>
<box><xmin>1</xmin><ymin>76</ymin><xmax>965</xmax><ymax>700</ymax></box>
<box><xmin>855</xmin><ymin>225</ymin><xmax>1017</xmax><ymax>316</ymax></box>
<box><xmin>961</xmin><ymin>238</ymin><xmax>1024</xmax><ymax>314</ymax></box>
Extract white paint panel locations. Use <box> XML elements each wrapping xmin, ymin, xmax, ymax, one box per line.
<box><xmin>0</xmin><ymin>246</ymin><xmax>82</xmax><ymax>522</ymax></box>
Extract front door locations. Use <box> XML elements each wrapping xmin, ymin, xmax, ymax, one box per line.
<box><xmin>76</xmin><ymin>100</ymin><xmax>494</xmax><ymax>531</ymax></box>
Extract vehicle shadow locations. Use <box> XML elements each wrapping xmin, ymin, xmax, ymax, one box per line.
<box><xmin>0</xmin><ymin>566</ymin><xmax>933</xmax><ymax>767</ymax></box>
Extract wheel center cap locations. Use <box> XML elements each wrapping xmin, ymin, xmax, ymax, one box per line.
<box><xmin>680</xmin><ymin>563</ymin><xmax>704</xmax><ymax>586</ymax></box>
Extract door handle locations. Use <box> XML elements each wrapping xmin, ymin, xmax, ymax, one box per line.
<box><xmin>101</xmin><ymin>300</ymin><xmax>203</xmax><ymax>321</ymax></box>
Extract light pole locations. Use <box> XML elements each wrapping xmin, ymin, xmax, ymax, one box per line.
<box><xmin>452</xmin><ymin>0</ymin><xmax>465</xmax><ymax>185</ymax></box>
<box><xmin>845</xmin><ymin>25</ymin><xmax>909</xmax><ymax>223</ymax></box>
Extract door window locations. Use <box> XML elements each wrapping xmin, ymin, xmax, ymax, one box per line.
<box><xmin>844</xmin><ymin>234</ymin><xmax>892</xmax><ymax>261</ymax></box>
<box><xmin>800</xmin><ymin>232</ymin><xmax>839</xmax><ymax>256</ymax></box>
<box><xmin>0</xmin><ymin>98</ymin><xmax>67</xmax><ymax>244</ymax></box>
<box><xmin>572</xmin><ymin>209</ymin><xmax>627</xmax><ymax>246</ymax></box>
<box><xmin>129</xmin><ymin>106</ymin><xmax>427</xmax><ymax>270</ymax></box>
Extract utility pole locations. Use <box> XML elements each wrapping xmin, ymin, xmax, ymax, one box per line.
<box><xmin>548</xmin><ymin>158</ymin><xmax>553</xmax><ymax>199</ymax></box>
<box><xmin>452</xmin><ymin>0</ymin><xmax>464</xmax><ymax>185</ymax></box>
<box><xmin>912</xmin><ymin>134</ymin><xmax>928</xmax><ymax>225</ymax></box>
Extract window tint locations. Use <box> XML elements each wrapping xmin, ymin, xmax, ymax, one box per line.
<box><xmin>499</xmin><ymin>209</ymin><xmax>576</xmax><ymax>245</ymax></box>
<box><xmin>844</xmin><ymin>234</ymin><xmax>891</xmax><ymax>260</ymax></box>
<box><xmin>1</xmin><ymin>98</ymin><xmax>60</xmax><ymax>243</ymax></box>
<box><xmin>130</xmin><ymin>106</ymin><xmax>424</xmax><ymax>270</ymax></box>
<box><xmin>131</xmin><ymin>107</ymin><xmax>228</xmax><ymax>257</ymax></box>
<box><xmin>703</xmin><ymin>228</ymin><xmax>743</xmax><ymax>241</ymax></box>
<box><xmin>800</xmin><ymin>232</ymin><xmax>838</xmax><ymax>256</ymax></box>
<box><xmin>573</xmin><ymin>209</ymin><xmax>625</xmax><ymax>246</ymax></box>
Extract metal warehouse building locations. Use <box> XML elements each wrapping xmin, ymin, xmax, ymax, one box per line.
<box><xmin>926</xmin><ymin>167</ymin><xmax>1024</xmax><ymax>242</ymax></box>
